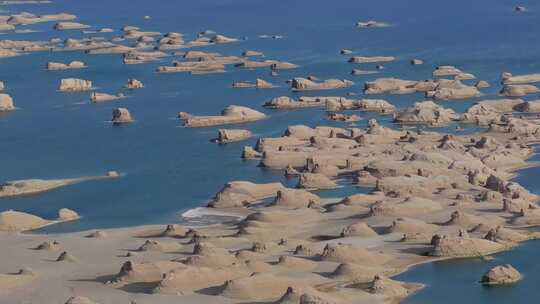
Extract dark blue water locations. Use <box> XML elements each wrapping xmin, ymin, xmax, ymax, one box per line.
<box><xmin>1</xmin><ymin>0</ymin><xmax>540</xmax><ymax>233</ymax></box>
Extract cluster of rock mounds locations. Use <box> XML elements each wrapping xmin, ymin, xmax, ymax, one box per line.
<box><xmin>98</xmin><ymin>109</ymin><xmax>540</xmax><ymax>301</ymax></box>
<box><xmin>2</xmin><ymin>13</ymin><xmax>298</xmax><ymax>76</ymax></box>
<box><xmin>263</xmin><ymin>95</ymin><xmax>395</xmax><ymax>113</ymax></box>
<box><xmin>157</xmin><ymin>50</ymin><xmax>297</xmax><ymax>74</ymax></box>
<box><xmin>215</xmin><ymin>129</ymin><xmax>252</xmax><ymax>144</ymax></box>
<box><xmin>290</xmin><ymin>77</ymin><xmax>354</xmax><ymax>91</ymax></box>
<box><xmin>364</xmin><ymin>77</ymin><xmax>482</xmax><ymax>100</ymax></box>
<box><xmin>46</xmin><ymin>61</ymin><xmax>86</xmax><ymax>70</ymax></box>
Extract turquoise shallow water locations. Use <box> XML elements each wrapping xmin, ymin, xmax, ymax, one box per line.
<box><xmin>1</xmin><ymin>0</ymin><xmax>539</xmax><ymax>233</ymax></box>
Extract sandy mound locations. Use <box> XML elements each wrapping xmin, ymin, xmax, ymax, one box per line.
<box><xmin>36</xmin><ymin>240</ymin><xmax>60</xmax><ymax>251</ymax></box>
<box><xmin>297</xmin><ymin>173</ymin><xmax>337</xmax><ymax>190</ymax></box>
<box><xmin>219</xmin><ymin>272</ymin><xmax>307</xmax><ymax>300</ymax></box>
<box><xmin>180</xmin><ymin>105</ymin><xmax>266</xmax><ymax>127</ymax></box>
<box><xmin>235</xmin><ymin>249</ymin><xmax>267</xmax><ymax>261</ymax></box>
<box><xmin>386</xmin><ymin>217</ymin><xmax>439</xmax><ymax>236</ymax></box>
<box><xmin>290</xmin><ymin>77</ymin><xmax>353</xmax><ymax>91</ymax></box>
<box><xmin>484</xmin><ymin>227</ymin><xmax>529</xmax><ymax>243</ymax></box>
<box><xmin>502</xmin><ymin>198</ymin><xmax>535</xmax><ymax>214</ymax></box>
<box><xmin>115</xmin><ymin>260</ymin><xmax>184</xmax><ymax>284</ymax></box>
<box><xmin>394</xmin><ymin>101</ymin><xmax>458</xmax><ymax>126</ymax></box>
<box><xmin>181</xmin><ymin>252</ymin><xmax>238</xmax><ymax>268</ymax></box>
<box><xmin>58</xmin><ymin>208</ymin><xmax>80</xmax><ymax>221</ymax></box>
<box><xmin>0</xmin><ymin>210</ymin><xmax>51</xmax><ymax>232</ymax></box>
<box><xmin>160</xmin><ymin>224</ymin><xmax>188</xmax><ymax>237</ymax></box>
<box><xmin>340</xmin><ymin>222</ymin><xmax>378</xmax><ymax>238</ymax></box>
<box><xmin>58</xmin><ymin>78</ymin><xmax>93</xmax><ymax>92</ymax></box>
<box><xmin>276</xmin><ymin>256</ymin><xmax>318</xmax><ymax>272</ymax></box>
<box><xmin>56</xmin><ymin>251</ymin><xmax>78</xmax><ymax>262</ymax></box>
<box><xmin>368</xmin><ymin>275</ymin><xmax>409</xmax><ymax>298</ymax></box>
<box><xmin>243</xmin><ymin>260</ymin><xmax>274</xmax><ymax>273</ymax></box>
<box><xmin>509</xmin><ymin>209</ymin><xmax>540</xmax><ymax>227</ymax></box>
<box><xmin>277</xmin><ymin>286</ymin><xmax>341</xmax><ymax>304</ymax></box>
<box><xmin>481</xmin><ymin>264</ymin><xmax>522</xmax><ymax>285</ymax></box>
<box><xmin>64</xmin><ymin>296</ymin><xmax>100</xmax><ymax>304</ymax></box>
<box><xmin>238</xmin><ymin>209</ymin><xmax>323</xmax><ymax>241</ymax></box>
<box><xmin>441</xmin><ymin>211</ymin><xmax>503</xmax><ymax>229</ymax></box>
<box><xmin>430</xmin><ymin>235</ymin><xmax>505</xmax><ymax>257</ymax></box>
<box><xmin>0</xmin><ymin>93</ymin><xmax>15</xmax><ymax>111</ymax></box>
<box><xmin>85</xmin><ymin>231</ymin><xmax>107</xmax><ymax>238</ymax></box>
<box><xmin>338</xmin><ymin>193</ymin><xmax>385</xmax><ymax>207</ymax></box>
<box><xmin>331</xmin><ymin>263</ymin><xmax>389</xmax><ymax>283</ymax></box>
<box><xmin>273</xmin><ymin>188</ymin><xmax>321</xmax><ymax>208</ymax></box>
<box><xmin>0</xmin><ymin>269</ymin><xmax>37</xmax><ymax>291</ymax></box>
<box><xmin>216</xmin><ymin>129</ymin><xmax>252</xmax><ymax>144</ymax></box>
<box><xmin>242</xmin><ymin>208</ymin><xmax>323</xmax><ymax>225</ymax></box>
<box><xmin>154</xmin><ymin>265</ymin><xmax>249</xmax><ymax>294</ymax></box>
<box><xmin>370</xmin><ymin>197</ymin><xmax>442</xmax><ymax>217</ymax></box>
<box><xmin>319</xmin><ymin>244</ymin><xmax>390</xmax><ymax>265</ymax></box>
<box><xmin>250</xmin><ymin>241</ymin><xmax>281</xmax><ymax>253</ymax></box>
<box><xmin>294</xmin><ymin>244</ymin><xmax>318</xmax><ymax>257</ymax></box>
<box><xmin>193</xmin><ymin>241</ymin><xmax>230</xmax><ymax>255</ymax></box>
<box><xmin>111</xmin><ymin>107</ymin><xmax>133</xmax><ymax>123</ymax></box>
<box><xmin>376</xmin><ymin>175</ymin><xmax>453</xmax><ymax>198</ymax></box>
<box><xmin>137</xmin><ymin>240</ymin><xmax>182</xmax><ymax>252</ymax></box>
<box><xmin>208</xmin><ymin>181</ymin><xmax>284</xmax><ymax>208</ymax></box>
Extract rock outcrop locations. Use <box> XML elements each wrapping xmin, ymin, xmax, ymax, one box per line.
<box><xmin>394</xmin><ymin>101</ymin><xmax>459</xmax><ymax>126</ymax></box>
<box><xmin>59</xmin><ymin>78</ymin><xmax>93</xmax><ymax>92</ymax></box>
<box><xmin>125</xmin><ymin>79</ymin><xmax>144</xmax><ymax>89</ymax></box>
<box><xmin>111</xmin><ymin>108</ymin><xmax>133</xmax><ymax>124</ymax></box>
<box><xmin>326</xmin><ymin>98</ymin><xmax>395</xmax><ymax>113</ymax></box>
<box><xmin>0</xmin><ymin>93</ymin><xmax>15</xmax><ymax>111</ymax></box>
<box><xmin>290</xmin><ymin>77</ymin><xmax>353</xmax><ymax>91</ymax></box>
<box><xmin>90</xmin><ymin>92</ymin><xmax>125</xmax><ymax>103</ymax></box>
<box><xmin>502</xmin><ymin>73</ymin><xmax>540</xmax><ymax>85</ymax></box>
<box><xmin>180</xmin><ymin>105</ymin><xmax>266</xmax><ymax>127</ymax></box>
<box><xmin>216</xmin><ymin>129</ymin><xmax>252</xmax><ymax>144</ymax></box>
<box><xmin>481</xmin><ymin>264</ymin><xmax>522</xmax><ymax>285</ymax></box>
<box><xmin>64</xmin><ymin>296</ymin><xmax>100</xmax><ymax>304</ymax></box>
<box><xmin>47</xmin><ymin>61</ymin><xmax>86</xmax><ymax>70</ymax></box>
<box><xmin>349</xmin><ymin>56</ymin><xmax>395</xmax><ymax>63</ymax></box>
<box><xmin>500</xmin><ymin>84</ymin><xmax>540</xmax><ymax>97</ymax></box>
<box><xmin>297</xmin><ymin>173</ymin><xmax>337</xmax><ymax>190</ymax></box>
<box><xmin>54</xmin><ymin>22</ymin><xmax>90</xmax><ymax>30</ymax></box>
<box><xmin>208</xmin><ymin>181</ymin><xmax>284</xmax><ymax>208</ymax></box>
<box><xmin>430</xmin><ymin>235</ymin><xmax>504</xmax><ymax>257</ymax></box>
<box><xmin>356</xmin><ymin>20</ymin><xmax>390</xmax><ymax>28</ymax></box>
<box><xmin>263</xmin><ymin>96</ymin><xmax>333</xmax><ymax>109</ymax></box>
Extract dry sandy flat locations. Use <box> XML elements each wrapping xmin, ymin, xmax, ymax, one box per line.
<box><xmin>0</xmin><ymin>225</ymin><xmax>399</xmax><ymax>304</ymax></box>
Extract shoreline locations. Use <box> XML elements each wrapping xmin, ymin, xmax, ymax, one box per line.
<box><xmin>6</xmin><ymin>142</ymin><xmax>538</xmax><ymax>304</ymax></box>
